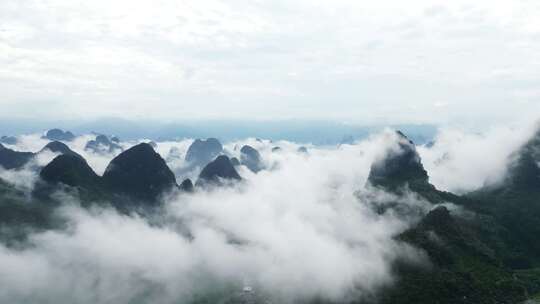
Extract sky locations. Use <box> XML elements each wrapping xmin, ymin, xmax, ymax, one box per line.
<box><xmin>1</xmin><ymin>0</ymin><xmax>540</xmax><ymax>124</ymax></box>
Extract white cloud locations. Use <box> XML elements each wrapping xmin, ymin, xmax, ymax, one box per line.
<box><xmin>0</xmin><ymin>130</ymin><xmax>432</xmax><ymax>303</ymax></box>
<box><xmin>418</xmin><ymin>119</ymin><xmax>539</xmax><ymax>193</ymax></box>
<box><xmin>2</xmin><ymin>119</ymin><xmax>539</xmax><ymax>302</ymax></box>
<box><xmin>0</xmin><ymin>1</ymin><xmax>539</xmax><ymax>122</ymax></box>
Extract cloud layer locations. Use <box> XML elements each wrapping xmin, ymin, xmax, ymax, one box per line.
<box><xmin>419</xmin><ymin>119</ymin><xmax>540</xmax><ymax>193</ymax></box>
<box><xmin>1</xmin><ymin>1</ymin><xmax>540</xmax><ymax>123</ymax></box>
<box><xmin>0</xmin><ymin>131</ymin><xmax>429</xmax><ymax>303</ymax></box>
<box><xmin>0</xmin><ymin>120</ymin><xmax>538</xmax><ymax>303</ymax></box>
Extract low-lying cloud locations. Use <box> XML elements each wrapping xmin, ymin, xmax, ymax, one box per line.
<box><xmin>1</xmin><ymin>122</ymin><xmax>536</xmax><ymax>303</ymax></box>
<box><xmin>0</xmin><ymin>130</ymin><xmax>431</xmax><ymax>304</ymax></box>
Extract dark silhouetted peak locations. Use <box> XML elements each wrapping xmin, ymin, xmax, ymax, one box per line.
<box><xmin>197</xmin><ymin>155</ymin><xmax>241</xmax><ymax>186</ymax></box>
<box><xmin>40</xmin><ymin>141</ymin><xmax>82</xmax><ymax>159</ymax></box>
<box><xmin>0</xmin><ymin>136</ymin><xmax>17</xmax><ymax>145</ymax></box>
<box><xmin>297</xmin><ymin>146</ymin><xmax>308</xmax><ymax>154</ymax></box>
<box><xmin>40</xmin><ymin>154</ymin><xmax>100</xmax><ymax>188</ymax></box>
<box><xmin>230</xmin><ymin>157</ymin><xmax>240</xmax><ymax>166</ymax></box>
<box><xmin>85</xmin><ymin>134</ymin><xmax>123</xmax><ymax>154</ymax></box>
<box><xmin>179</xmin><ymin>178</ymin><xmax>194</xmax><ymax>192</ymax></box>
<box><xmin>272</xmin><ymin>146</ymin><xmax>282</xmax><ymax>153</ymax></box>
<box><xmin>0</xmin><ymin>145</ymin><xmax>34</xmax><ymax>170</ymax></box>
<box><xmin>102</xmin><ymin>143</ymin><xmax>176</xmax><ymax>200</ymax></box>
<box><xmin>111</xmin><ymin>136</ymin><xmax>120</xmax><ymax>143</ymax></box>
<box><xmin>368</xmin><ymin>130</ymin><xmax>429</xmax><ymax>190</ymax></box>
<box><xmin>185</xmin><ymin>138</ymin><xmax>223</xmax><ymax>166</ymax></box>
<box><xmin>240</xmin><ymin>145</ymin><xmax>264</xmax><ymax>173</ymax></box>
<box><xmin>43</xmin><ymin>129</ymin><xmax>75</xmax><ymax>141</ymax></box>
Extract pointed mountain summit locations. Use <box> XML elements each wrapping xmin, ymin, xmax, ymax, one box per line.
<box><xmin>0</xmin><ymin>144</ymin><xmax>34</xmax><ymax>170</ymax></box>
<box><xmin>366</xmin><ymin>131</ymin><xmax>466</xmax><ymax>209</ymax></box>
<box><xmin>40</xmin><ymin>141</ymin><xmax>82</xmax><ymax>159</ymax></box>
<box><xmin>240</xmin><ymin>145</ymin><xmax>264</xmax><ymax>173</ymax></box>
<box><xmin>102</xmin><ymin>143</ymin><xmax>176</xmax><ymax>200</ymax></box>
<box><xmin>40</xmin><ymin>154</ymin><xmax>100</xmax><ymax>188</ymax></box>
<box><xmin>185</xmin><ymin>138</ymin><xmax>223</xmax><ymax>167</ymax></box>
<box><xmin>368</xmin><ymin>131</ymin><xmax>430</xmax><ymax>190</ymax></box>
<box><xmin>197</xmin><ymin>155</ymin><xmax>241</xmax><ymax>187</ymax></box>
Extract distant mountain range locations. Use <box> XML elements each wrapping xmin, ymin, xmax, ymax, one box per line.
<box><xmin>0</xmin><ymin>118</ymin><xmax>437</xmax><ymax>145</ymax></box>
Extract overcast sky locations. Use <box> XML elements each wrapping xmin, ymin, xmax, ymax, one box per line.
<box><xmin>1</xmin><ymin>0</ymin><xmax>539</xmax><ymax>125</ymax></box>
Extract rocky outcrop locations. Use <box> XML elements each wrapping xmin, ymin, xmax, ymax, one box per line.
<box><xmin>185</xmin><ymin>138</ymin><xmax>223</xmax><ymax>167</ymax></box>
<box><xmin>102</xmin><ymin>143</ymin><xmax>176</xmax><ymax>200</ymax></box>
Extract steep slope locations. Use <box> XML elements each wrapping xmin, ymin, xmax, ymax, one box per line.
<box><xmin>0</xmin><ymin>143</ymin><xmax>34</xmax><ymax>170</ymax></box>
<box><xmin>102</xmin><ymin>143</ymin><xmax>177</xmax><ymax>201</ymax></box>
<box><xmin>40</xmin><ymin>141</ymin><xmax>83</xmax><ymax>159</ymax></box>
<box><xmin>368</xmin><ymin>131</ymin><xmax>430</xmax><ymax>189</ymax></box>
<box><xmin>469</xmin><ymin>127</ymin><xmax>540</xmax><ymax>268</ymax></box>
<box><xmin>40</xmin><ymin>154</ymin><xmax>100</xmax><ymax>188</ymax></box>
<box><xmin>367</xmin><ymin>131</ymin><xmax>466</xmax><ymax>206</ymax></box>
<box><xmin>363</xmin><ymin>131</ymin><xmax>533</xmax><ymax>303</ymax></box>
